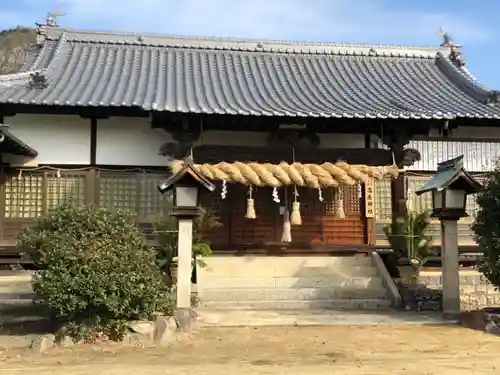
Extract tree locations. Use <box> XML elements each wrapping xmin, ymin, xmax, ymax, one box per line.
<box><xmin>18</xmin><ymin>203</ymin><xmax>173</xmax><ymax>342</ymax></box>
<box><xmin>0</xmin><ymin>27</ymin><xmax>36</xmax><ymax>74</ymax></box>
<box><xmin>472</xmin><ymin>164</ymin><xmax>500</xmax><ymax>288</ymax></box>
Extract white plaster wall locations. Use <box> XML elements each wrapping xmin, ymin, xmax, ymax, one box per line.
<box><xmin>2</xmin><ymin>114</ymin><xmax>91</xmax><ymax>165</ymax></box>
<box><xmin>96</xmin><ymin>117</ymin><xmax>167</xmax><ymax>166</ymax></box>
<box><xmin>96</xmin><ymin>117</ymin><xmax>366</xmax><ymax>166</ymax></box>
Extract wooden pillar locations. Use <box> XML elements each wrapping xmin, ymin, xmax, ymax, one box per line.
<box><xmin>391</xmin><ymin>175</ymin><xmax>407</xmax><ymax>218</ymax></box>
<box><xmin>380</xmin><ymin>131</ymin><xmax>412</xmax><ymax>278</ymax></box>
<box><xmin>383</xmin><ymin>132</ymin><xmax>411</xmax><ymax>219</ymax></box>
<box><xmin>86</xmin><ymin>118</ymin><xmax>99</xmax><ymax>205</ymax></box>
<box><xmin>90</xmin><ymin>118</ymin><xmax>97</xmax><ymax>166</ymax></box>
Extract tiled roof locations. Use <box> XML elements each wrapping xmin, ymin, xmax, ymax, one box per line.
<box><xmin>0</xmin><ymin>26</ymin><xmax>499</xmax><ymax>119</ymax></box>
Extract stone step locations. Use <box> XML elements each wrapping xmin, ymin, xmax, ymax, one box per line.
<box><xmin>200</xmin><ymin>255</ymin><xmax>374</xmax><ymax>278</ymax></box>
<box><xmin>201</xmin><ymin>299</ymin><xmax>391</xmax><ymax>310</ymax></box>
<box><xmin>200</xmin><ymin>287</ymin><xmax>388</xmax><ymax>302</ymax></box>
<box><xmin>201</xmin><ymin>276</ymin><xmax>384</xmax><ymax>290</ymax></box>
<box><xmin>201</xmin><ymin>265</ymin><xmax>378</xmax><ymax>281</ymax></box>
<box><xmin>0</xmin><ymin>282</ymin><xmax>34</xmax><ymax>294</ymax></box>
<box><xmin>0</xmin><ymin>292</ymin><xmax>35</xmax><ymax>300</ymax></box>
<box><xmin>0</xmin><ymin>271</ymin><xmax>34</xmax><ymax>283</ymax></box>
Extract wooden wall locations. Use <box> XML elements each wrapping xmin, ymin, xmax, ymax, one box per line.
<box><xmin>201</xmin><ymin>184</ymin><xmax>365</xmax><ymax>250</ymax></box>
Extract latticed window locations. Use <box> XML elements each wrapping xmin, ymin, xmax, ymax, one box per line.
<box><xmin>46</xmin><ymin>173</ymin><xmax>86</xmax><ymax>211</ymax></box>
<box><xmin>374</xmin><ymin>179</ymin><xmax>392</xmax><ymax>220</ymax></box>
<box><xmin>4</xmin><ymin>173</ymin><xmax>44</xmax><ymax>218</ymax></box>
<box><xmin>98</xmin><ymin>172</ymin><xmax>171</xmax><ymax>219</ymax></box>
<box><xmin>4</xmin><ymin>171</ymin><xmax>87</xmax><ymax>218</ymax></box>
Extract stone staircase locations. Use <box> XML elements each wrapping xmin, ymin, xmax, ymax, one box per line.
<box><xmin>196</xmin><ymin>255</ymin><xmax>392</xmax><ymax>310</ymax></box>
<box><xmin>0</xmin><ymin>271</ymin><xmax>35</xmax><ymax>308</ymax></box>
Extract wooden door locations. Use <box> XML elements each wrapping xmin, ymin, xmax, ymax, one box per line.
<box><xmin>291</xmin><ymin>185</ymin><xmax>365</xmax><ymax>246</ymax></box>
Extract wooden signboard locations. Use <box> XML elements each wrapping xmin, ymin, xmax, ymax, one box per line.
<box><xmin>364</xmin><ymin>178</ymin><xmax>375</xmax><ymax>218</ymax></box>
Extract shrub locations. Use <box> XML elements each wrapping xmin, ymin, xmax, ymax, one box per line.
<box><xmin>383</xmin><ymin>211</ymin><xmax>434</xmax><ymax>268</ymax></box>
<box><xmin>473</xmin><ymin>164</ymin><xmax>500</xmax><ymax>288</ymax></box>
<box><xmin>153</xmin><ymin>204</ymin><xmax>222</xmax><ymax>277</ymax></box>
<box><xmin>18</xmin><ymin>203</ymin><xmax>174</xmax><ymax>342</ymax></box>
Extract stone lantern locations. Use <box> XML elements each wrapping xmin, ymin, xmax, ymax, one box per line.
<box><xmin>416</xmin><ymin>155</ymin><xmax>482</xmax><ymax>316</ymax></box>
<box><xmin>158</xmin><ymin>157</ymin><xmax>215</xmax><ymax>326</ymax></box>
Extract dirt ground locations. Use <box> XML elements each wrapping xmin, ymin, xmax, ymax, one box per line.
<box><xmin>0</xmin><ymin>325</ymin><xmax>500</xmax><ymax>375</ymax></box>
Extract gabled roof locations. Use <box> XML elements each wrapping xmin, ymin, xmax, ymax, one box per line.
<box><xmin>0</xmin><ymin>125</ymin><xmax>38</xmax><ymax>157</ymax></box>
<box><xmin>0</xmin><ymin>26</ymin><xmax>499</xmax><ymax>120</ymax></box>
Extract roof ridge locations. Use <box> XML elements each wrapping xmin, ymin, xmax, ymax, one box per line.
<box><xmin>0</xmin><ymin>69</ymin><xmax>45</xmax><ymax>88</ymax></box>
<box><xmin>436</xmin><ymin>52</ymin><xmax>499</xmax><ymax>105</ymax></box>
<box><xmin>39</xmin><ymin>25</ymin><xmax>447</xmax><ymax>58</ymax></box>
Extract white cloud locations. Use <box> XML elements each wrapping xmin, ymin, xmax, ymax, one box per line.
<box><xmin>2</xmin><ymin>0</ymin><xmax>495</xmax><ymax>46</ymax></box>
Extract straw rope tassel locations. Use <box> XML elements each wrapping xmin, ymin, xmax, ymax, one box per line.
<box><xmin>335</xmin><ymin>188</ymin><xmax>346</xmax><ymax>219</ymax></box>
<box><xmin>290</xmin><ymin>186</ymin><xmax>302</xmax><ymax>226</ymax></box>
<box><xmin>245</xmin><ymin>186</ymin><xmax>256</xmax><ymax>219</ymax></box>
<box><xmin>281</xmin><ymin>209</ymin><xmax>292</xmax><ymax>242</ymax></box>
<box><xmin>281</xmin><ymin>187</ymin><xmax>292</xmax><ymax>242</ymax></box>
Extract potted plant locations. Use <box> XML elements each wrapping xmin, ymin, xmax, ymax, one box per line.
<box><xmin>383</xmin><ymin>211</ymin><xmax>434</xmax><ymax>284</ymax></box>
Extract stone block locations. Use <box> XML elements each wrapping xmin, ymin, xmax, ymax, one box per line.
<box><xmin>459</xmin><ymin>311</ymin><xmax>487</xmax><ymax>331</ymax></box>
<box><xmin>485</xmin><ymin>321</ymin><xmax>500</xmax><ymax>335</ymax></box>
<box><xmin>127</xmin><ymin>320</ymin><xmax>155</xmax><ymax>340</ymax></box>
<box><xmin>174</xmin><ymin>308</ymin><xmax>197</xmax><ymax>332</ymax></box>
<box><xmin>55</xmin><ymin>335</ymin><xmax>75</xmax><ymax>348</ymax></box>
<box><xmin>154</xmin><ymin>316</ymin><xmax>177</xmax><ymax>345</ymax></box>
<box><xmin>30</xmin><ymin>333</ymin><xmax>55</xmax><ymax>353</ymax></box>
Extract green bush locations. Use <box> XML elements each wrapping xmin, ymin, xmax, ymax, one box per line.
<box><xmin>383</xmin><ymin>211</ymin><xmax>433</xmax><ymax>268</ymax></box>
<box><xmin>17</xmin><ymin>204</ymin><xmax>174</xmax><ymax>342</ymax></box>
<box><xmin>473</xmin><ymin>164</ymin><xmax>500</xmax><ymax>289</ymax></box>
<box><xmin>153</xmin><ymin>204</ymin><xmax>222</xmax><ymax>275</ymax></box>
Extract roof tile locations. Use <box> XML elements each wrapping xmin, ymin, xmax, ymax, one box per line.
<box><xmin>0</xmin><ymin>28</ymin><xmax>499</xmax><ymax>119</ymax></box>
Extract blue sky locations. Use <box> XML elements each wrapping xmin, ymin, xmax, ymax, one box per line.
<box><xmin>1</xmin><ymin>0</ymin><xmax>499</xmax><ymax>88</ymax></box>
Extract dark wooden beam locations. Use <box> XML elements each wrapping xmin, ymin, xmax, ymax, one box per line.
<box><xmin>90</xmin><ymin>118</ymin><xmax>97</xmax><ymax>165</ymax></box>
<box><xmin>364</xmin><ymin>133</ymin><xmax>370</xmax><ymax>149</ymax></box>
<box><xmin>2</xmin><ymin>103</ymin><xmax>500</xmax><ymax>134</ymax></box>
<box><xmin>192</xmin><ymin>145</ymin><xmax>395</xmax><ymax>165</ymax></box>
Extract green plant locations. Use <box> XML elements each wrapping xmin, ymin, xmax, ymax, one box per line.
<box><xmin>153</xmin><ymin>205</ymin><xmax>222</xmax><ymax>273</ymax></box>
<box><xmin>17</xmin><ymin>203</ymin><xmax>174</xmax><ymax>342</ymax></box>
<box><xmin>383</xmin><ymin>211</ymin><xmax>434</xmax><ymax>269</ymax></box>
<box><xmin>473</xmin><ymin>164</ymin><xmax>500</xmax><ymax>289</ymax></box>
